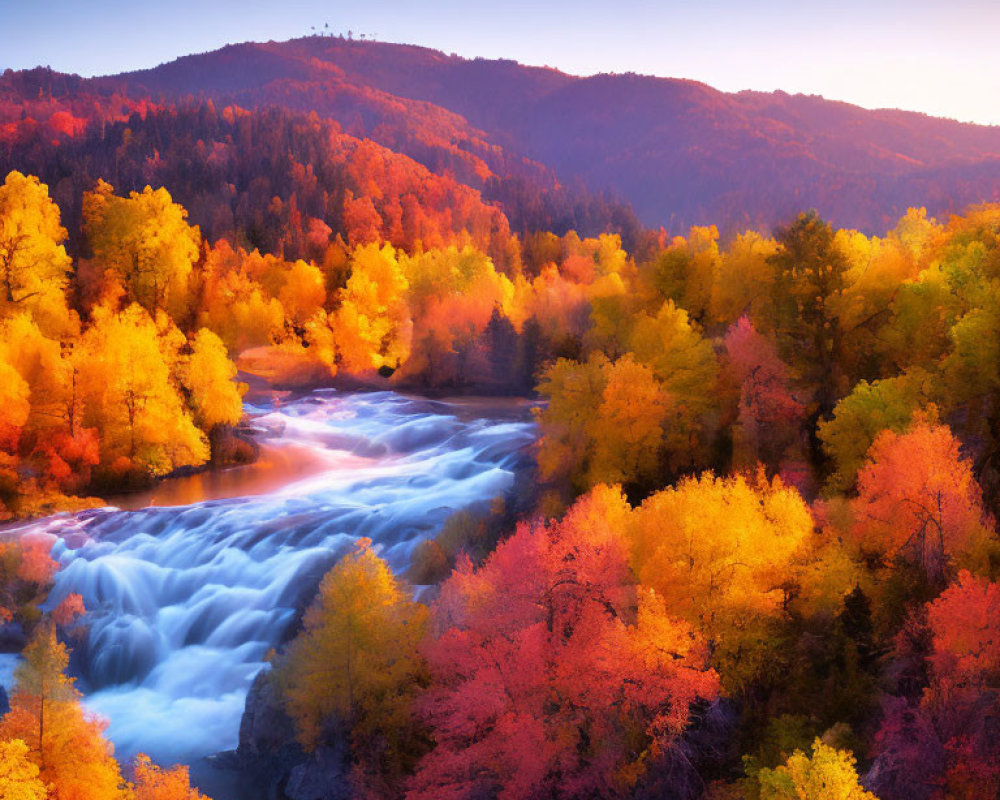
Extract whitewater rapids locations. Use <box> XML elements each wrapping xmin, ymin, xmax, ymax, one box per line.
<box><xmin>5</xmin><ymin>390</ymin><xmax>536</xmax><ymax>767</ymax></box>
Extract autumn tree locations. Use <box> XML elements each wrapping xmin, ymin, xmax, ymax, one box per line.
<box><xmin>395</xmin><ymin>246</ymin><xmax>515</xmax><ymax>387</ymax></box>
<box><xmin>628</xmin><ymin>472</ymin><xmax>814</xmax><ymax>692</ymax></box>
<box><xmin>0</xmin><ymin>624</ymin><xmax>127</xmax><ymax>800</ymax></box>
<box><xmin>585</xmin><ymin>355</ymin><xmax>669</xmax><ymax>487</ymax></box>
<box><xmin>627</xmin><ymin>300</ymin><xmax>719</xmax><ymax>470</ymax></box>
<box><xmin>534</xmin><ymin>354</ymin><xmax>606</xmax><ymax>492</ymax></box>
<box><xmin>408</xmin><ymin>486</ymin><xmax>719</xmax><ymax>800</ymax></box>
<box><xmin>194</xmin><ymin>242</ymin><xmax>285</xmax><ymax>352</ymax></box>
<box><xmin>535</xmin><ymin>354</ymin><xmax>675</xmax><ymax>494</ymax></box>
<box><xmin>710</xmin><ymin>231</ymin><xmax>779</xmax><ymax>326</ymax></box>
<box><xmin>926</xmin><ymin>570</ymin><xmax>1000</xmax><ymax>691</ymax></box>
<box><xmin>832</xmin><ymin>228</ymin><xmax>920</xmax><ymax>384</ymax></box>
<box><xmin>331</xmin><ymin>243</ymin><xmax>412</xmax><ymax>374</ymax></box>
<box><xmin>77</xmin><ymin>303</ymin><xmax>208</xmax><ymax>478</ymax></box>
<box><xmin>181</xmin><ymin>329</ymin><xmax>245</xmax><ymax>431</ymax></box>
<box><xmin>848</xmin><ymin>416</ymin><xmax>993</xmax><ymax>582</ymax></box>
<box><xmin>0</xmin><ymin>347</ymin><xmax>30</xmax><ymax>510</ymax></box>
<box><xmin>277</xmin><ymin>260</ymin><xmax>327</xmax><ymax>327</ymax></box>
<box><xmin>753</xmin><ymin>740</ymin><xmax>877</xmax><ymax>800</ymax></box>
<box><xmin>871</xmin><ymin>572</ymin><xmax>1000</xmax><ymax>800</ymax></box>
<box><xmin>0</xmin><ymin>538</ymin><xmax>58</xmax><ymax>628</ymax></box>
<box><xmin>0</xmin><ymin>313</ymin><xmax>72</xmax><ymax>440</ymax></box>
<box><xmin>877</xmin><ymin>263</ymin><xmax>958</xmax><ymax>375</ymax></box>
<box><xmin>276</xmin><ymin>539</ymin><xmax>428</xmax><ymax>792</ymax></box>
<box><xmin>0</xmin><ymin>314</ymin><xmax>100</xmax><ymax>497</ymax></box>
<box><xmin>0</xmin><ymin>171</ymin><xmax>73</xmax><ymax>336</ymax></box>
<box><xmin>637</xmin><ymin>226</ymin><xmax>718</xmax><ymax>322</ymax></box>
<box><xmin>922</xmin><ymin>571</ymin><xmax>1000</xmax><ymax>798</ymax></box>
<box><xmin>83</xmin><ymin>180</ymin><xmax>200</xmax><ymax>319</ymax></box>
<box><xmin>0</xmin><ymin>738</ymin><xmax>47</xmax><ymax>800</ymax></box>
<box><xmin>723</xmin><ymin>317</ymin><xmax>804</xmax><ymax>471</ymax></box>
<box><xmin>890</xmin><ymin>207</ymin><xmax>943</xmax><ymax>264</ymax></box>
<box><xmin>131</xmin><ymin>754</ymin><xmax>207</xmax><ymax>800</ymax></box>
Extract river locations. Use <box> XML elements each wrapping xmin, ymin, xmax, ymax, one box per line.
<box><xmin>1</xmin><ymin>389</ymin><xmax>536</xmax><ymax>786</ymax></box>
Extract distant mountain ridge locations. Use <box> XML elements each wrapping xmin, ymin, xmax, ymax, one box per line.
<box><xmin>8</xmin><ymin>36</ymin><xmax>1000</xmax><ymax>235</ymax></box>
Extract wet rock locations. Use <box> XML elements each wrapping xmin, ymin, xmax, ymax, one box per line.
<box><xmin>237</xmin><ymin>668</ymin><xmax>302</xmax><ymax>767</ymax></box>
<box><xmin>231</xmin><ymin>667</ymin><xmax>350</xmax><ymax>800</ymax></box>
<box><xmin>0</xmin><ymin>683</ymin><xmax>9</xmax><ymax>716</ymax></box>
<box><xmin>285</xmin><ymin>738</ymin><xmax>351</xmax><ymax>800</ymax></box>
<box><xmin>211</xmin><ymin>424</ymin><xmax>259</xmax><ymax>466</ymax></box>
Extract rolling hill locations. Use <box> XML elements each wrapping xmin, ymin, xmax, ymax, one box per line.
<box><xmin>5</xmin><ymin>36</ymin><xmax>1000</xmax><ymax>237</ymax></box>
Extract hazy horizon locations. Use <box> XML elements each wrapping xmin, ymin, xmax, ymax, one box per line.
<box><xmin>2</xmin><ymin>0</ymin><xmax>999</xmax><ymax>126</ymax></box>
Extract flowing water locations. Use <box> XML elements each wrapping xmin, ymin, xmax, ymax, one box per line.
<box><xmin>2</xmin><ymin>390</ymin><xmax>536</xmax><ymax>773</ymax></box>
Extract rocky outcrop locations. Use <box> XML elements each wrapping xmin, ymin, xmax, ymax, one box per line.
<box><xmin>225</xmin><ymin>667</ymin><xmax>351</xmax><ymax>800</ymax></box>
<box><xmin>285</xmin><ymin>740</ymin><xmax>352</xmax><ymax>800</ymax></box>
<box><xmin>238</xmin><ymin>668</ymin><xmax>301</xmax><ymax>768</ymax></box>
<box><xmin>210</xmin><ymin>423</ymin><xmax>259</xmax><ymax>466</ymax></box>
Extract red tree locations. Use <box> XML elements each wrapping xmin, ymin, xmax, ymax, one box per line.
<box><xmin>849</xmin><ymin>417</ymin><xmax>992</xmax><ymax>581</ymax></box>
<box><xmin>408</xmin><ymin>486</ymin><xmax>718</xmax><ymax>800</ymax></box>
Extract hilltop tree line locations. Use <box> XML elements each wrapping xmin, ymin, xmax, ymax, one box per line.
<box><xmin>0</xmin><ymin>84</ymin><xmax>645</xmax><ymax>256</ymax></box>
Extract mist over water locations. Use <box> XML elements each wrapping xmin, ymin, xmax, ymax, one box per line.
<box><xmin>8</xmin><ymin>390</ymin><xmax>536</xmax><ymax>767</ymax></box>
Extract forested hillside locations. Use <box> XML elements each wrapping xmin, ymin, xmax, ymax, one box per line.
<box><xmin>101</xmin><ymin>37</ymin><xmax>1000</xmax><ymax>233</ymax></box>
<box><xmin>6</xmin><ymin>37</ymin><xmax>1000</xmax><ymax>237</ymax></box>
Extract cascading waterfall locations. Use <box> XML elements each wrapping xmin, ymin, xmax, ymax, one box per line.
<box><xmin>5</xmin><ymin>390</ymin><xmax>536</xmax><ymax>768</ymax></box>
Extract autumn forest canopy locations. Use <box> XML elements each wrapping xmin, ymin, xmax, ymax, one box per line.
<box><xmin>4</xmin><ymin>33</ymin><xmax>1000</xmax><ymax>800</ymax></box>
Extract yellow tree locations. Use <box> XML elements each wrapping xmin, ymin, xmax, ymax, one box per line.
<box><xmin>396</xmin><ymin>246</ymin><xmax>514</xmax><ymax>384</ymax></box>
<box><xmin>535</xmin><ymin>354</ymin><xmax>609</xmax><ymax>493</ymax></box>
<box><xmin>0</xmin><ymin>171</ymin><xmax>73</xmax><ymax>336</ymax></box>
<box><xmin>276</xmin><ymin>539</ymin><xmax>428</xmax><ymax>783</ymax></box>
<box><xmin>77</xmin><ymin>303</ymin><xmax>208</xmax><ymax>477</ymax></box>
<box><xmin>0</xmin><ymin>738</ymin><xmax>48</xmax><ymax>800</ymax></box>
<box><xmin>277</xmin><ymin>260</ymin><xmax>327</xmax><ymax>327</ymax></box>
<box><xmin>0</xmin><ymin>314</ymin><xmax>72</xmax><ymax>441</ymax></box>
<box><xmin>755</xmin><ymin>740</ymin><xmax>877</xmax><ymax>800</ymax></box>
<box><xmin>586</xmin><ymin>355</ymin><xmax>669</xmax><ymax>487</ymax></box>
<box><xmin>198</xmin><ymin>271</ymin><xmax>285</xmax><ymax>353</ymax></box>
<box><xmin>833</xmin><ymin>229</ymin><xmax>920</xmax><ymax>383</ymax></box>
<box><xmin>628</xmin><ymin>472</ymin><xmax>814</xmax><ymax>692</ymax></box>
<box><xmin>627</xmin><ymin>300</ymin><xmax>719</xmax><ymax>469</ymax></box>
<box><xmin>890</xmin><ymin>206</ymin><xmax>943</xmax><ymax>264</ymax></box>
<box><xmin>2</xmin><ymin>624</ymin><xmax>76</xmax><ymax>773</ymax></box>
<box><xmin>181</xmin><ymin>329</ymin><xmax>245</xmax><ymax>431</ymax></box>
<box><xmin>330</xmin><ymin>243</ymin><xmax>412</xmax><ymax>373</ymax></box>
<box><xmin>194</xmin><ymin>242</ymin><xmax>286</xmax><ymax>352</ymax></box>
<box><xmin>0</xmin><ymin>625</ymin><xmax>127</xmax><ymax>800</ymax></box>
<box><xmin>638</xmin><ymin>226</ymin><xmax>718</xmax><ymax>321</ymax></box>
<box><xmin>83</xmin><ymin>181</ymin><xmax>200</xmax><ymax>319</ymax></box>
<box><xmin>710</xmin><ymin>230</ymin><xmax>779</xmax><ymax>326</ymax></box>
<box><xmin>0</xmin><ymin>347</ymin><xmax>29</xmax><ymax>513</ymax></box>
<box><xmin>0</xmin><ymin>348</ymin><xmax>30</xmax><ymax>453</ymax></box>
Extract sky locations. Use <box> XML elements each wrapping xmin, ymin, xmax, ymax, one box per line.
<box><xmin>2</xmin><ymin>0</ymin><xmax>999</xmax><ymax>125</ymax></box>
